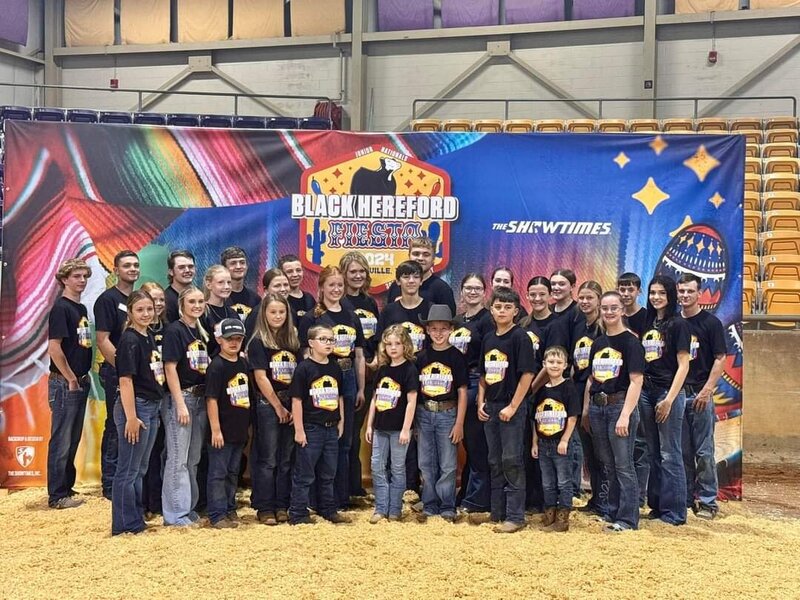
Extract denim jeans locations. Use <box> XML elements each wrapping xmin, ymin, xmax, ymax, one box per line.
<box><xmin>634</xmin><ymin>420</ymin><xmax>650</xmax><ymax>507</ymax></box>
<box><xmin>639</xmin><ymin>387</ymin><xmax>688</xmax><ymax>525</ymax></box>
<box><xmin>290</xmin><ymin>423</ymin><xmax>339</xmax><ymax>522</ymax></box>
<box><xmin>524</xmin><ymin>412</ymin><xmax>544</xmax><ymax>511</ymax></box>
<box><xmin>207</xmin><ymin>442</ymin><xmax>245</xmax><ymax>524</ymax></box>
<box><xmin>161</xmin><ymin>391</ymin><xmax>207</xmax><ymax>525</ymax></box>
<box><xmin>568</xmin><ymin>429</ymin><xmax>584</xmax><ymax>497</ymax></box>
<box><xmin>142</xmin><ymin>419</ymin><xmax>164</xmax><ymax>515</ymax></box>
<box><xmin>371</xmin><ymin>430</ymin><xmax>408</xmax><ymax>517</ymax></box>
<box><xmin>349</xmin><ymin>377</ymin><xmax>372</xmax><ymax>496</ymax></box>
<box><xmin>682</xmin><ymin>393</ymin><xmax>718</xmax><ymax>511</ymax></box>
<box><xmin>416</xmin><ymin>406</ymin><xmax>458</xmax><ymax>517</ymax></box>
<box><xmin>111</xmin><ymin>395</ymin><xmax>162</xmax><ymax>535</ymax></box>
<box><xmin>538</xmin><ymin>437</ymin><xmax>573</xmax><ymax>509</ymax></box>
<box><xmin>251</xmin><ymin>398</ymin><xmax>295</xmax><ymax>513</ymax></box>
<box><xmin>335</xmin><ymin>368</ymin><xmax>357</xmax><ymax>507</ymax></box>
<box><xmin>459</xmin><ymin>374</ymin><xmax>490</xmax><ymax>512</ymax></box>
<box><xmin>483</xmin><ymin>401</ymin><xmax>527</xmax><ymax>524</ymax></box>
<box><xmin>578</xmin><ymin>424</ymin><xmax>608</xmax><ymax>515</ymax></box>
<box><xmin>100</xmin><ymin>362</ymin><xmax>119</xmax><ymax>498</ymax></box>
<box><xmin>590</xmin><ymin>401</ymin><xmax>639</xmax><ymax>530</ymax></box>
<box><xmin>47</xmin><ymin>375</ymin><xmax>89</xmax><ymax>505</ymax></box>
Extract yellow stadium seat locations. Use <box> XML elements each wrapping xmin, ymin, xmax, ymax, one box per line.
<box><xmin>441</xmin><ymin>119</ymin><xmax>472</xmax><ymax>132</ymax></box>
<box><xmin>729</xmin><ymin>117</ymin><xmax>762</xmax><ymax>131</ymax></box>
<box><xmin>761</xmin><ymin>231</ymin><xmax>800</xmax><ymax>255</ymax></box>
<box><xmin>744</xmin><ymin>173</ymin><xmax>761</xmax><ymax>193</ymax></box>
<box><xmin>745</xmin><ymin>231</ymin><xmax>759</xmax><ymax>255</ymax></box>
<box><xmin>744</xmin><ymin>254</ymin><xmax>760</xmax><ymax>280</ymax></box>
<box><xmin>410</xmin><ymin>119</ymin><xmax>440</xmax><ymax>132</ymax></box>
<box><xmin>566</xmin><ymin>119</ymin><xmax>596</xmax><ymax>133</ymax></box>
<box><xmin>764</xmin><ymin>157</ymin><xmax>800</xmax><ymax>175</ymax></box>
<box><xmin>763</xmin><ymin>191</ymin><xmax>800</xmax><ymax>212</ymax></box>
<box><xmin>765</xmin><ymin>129</ymin><xmax>798</xmax><ymax>145</ymax></box>
<box><xmin>745</xmin><ymin>144</ymin><xmax>760</xmax><ymax>158</ymax></box>
<box><xmin>766</xmin><ymin>210</ymin><xmax>800</xmax><ymax>231</ymax></box>
<box><xmin>764</xmin><ymin>116</ymin><xmax>798</xmax><ymax>130</ymax></box>
<box><xmin>763</xmin><ymin>173</ymin><xmax>799</xmax><ymax>193</ymax></box>
<box><xmin>744</xmin><ymin>191</ymin><xmax>760</xmax><ymax>211</ymax></box>
<box><xmin>662</xmin><ymin>118</ymin><xmax>694</xmax><ymax>132</ymax></box>
<box><xmin>628</xmin><ymin>119</ymin><xmax>660</xmax><ymax>132</ymax></box>
<box><xmin>745</xmin><ymin>158</ymin><xmax>762</xmax><ymax>175</ymax></box>
<box><xmin>596</xmin><ymin>119</ymin><xmax>627</xmax><ymax>132</ymax></box>
<box><xmin>763</xmin><ymin>254</ymin><xmax>800</xmax><ymax>281</ymax></box>
<box><xmin>762</xmin><ymin>143</ymin><xmax>798</xmax><ymax>159</ymax></box>
<box><xmin>534</xmin><ymin>119</ymin><xmax>565</xmax><ymax>132</ymax></box>
<box><xmin>763</xmin><ymin>280</ymin><xmax>800</xmax><ymax>317</ymax></box>
<box><xmin>743</xmin><ymin>279</ymin><xmax>758</xmax><ymax>315</ymax></box>
<box><xmin>695</xmin><ymin>118</ymin><xmax>728</xmax><ymax>132</ymax></box>
<box><xmin>472</xmin><ymin>119</ymin><xmax>503</xmax><ymax>133</ymax></box>
<box><xmin>744</xmin><ymin>209</ymin><xmax>763</xmax><ymax>232</ymax></box>
<box><xmin>503</xmin><ymin>119</ymin><xmax>534</xmax><ymax>133</ymax></box>
<box><xmin>737</xmin><ymin>130</ymin><xmax>764</xmax><ymax>145</ymax></box>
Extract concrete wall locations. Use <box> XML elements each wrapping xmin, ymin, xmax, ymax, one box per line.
<box><xmin>0</xmin><ymin>0</ymin><xmax>43</xmax><ymax>106</ymax></box>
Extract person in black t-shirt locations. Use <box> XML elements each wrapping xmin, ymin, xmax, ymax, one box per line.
<box><xmin>47</xmin><ymin>259</ymin><xmax>94</xmax><ymax>509</ymax></box>
<box><xmin>221</xmin><ymin>246</ymin><xmax>261</xmax><ymax>321</ymax></box>
<box><xmin>111</xmin><ymin>290</ymin><xmax>165</xmax><ymax>535</ymax></box>
<box><xmin>678</xmin><ymin>273</ymin><xmax>726</xmax><ymax>519</ymax></box>
<box><xmin>385</xmin><ymin>236</ymin><xmax>456</xmax><ymax>313</ymax></box>
<box><xmin>490</xmin><ymin>267</ymin><xmax>528</xmax><ymax>323</ymax></box>
<box><xmin>365</xmin><ymin>325</ymin><xmax>419</xmax><ymax>523</ymax></box>
<box><xmin>289</xmin><ymin>325</ymin><xmax>351</xmax><ymax>525</ymax></box>
<box><xmin>376</xmin><ymin>261</ymin><xmax>431</xmax><ymax>357</ymax></box>
<box><xmin>95</xmin><ymin>249</ymin><xmax>140</xmax><ymax>500</ymax></box>
<box><xmin>550</xmin><ymin>269</ymin><xmax>578</xmax><ymax>323</ymax></box>
<box><xmin>279</xmin><ymin>254</ymin><xmax>317</xmax><ymax>321</ymax></box>
<box><xmin>244</xmin><ymin>268</ymin><xmax>293</xmax><ymax>339</ymax></box>
<box><xmin>205</xmin><ymin>319</ymin><xmax>251</xmax><ymax>528</ymax></box>
<box><xmin>202</xmin><ymin>265</ymin><xmax>240</xmax><ymax>358</ymax></box>
<box><xmin>164</xmin><ymin>250</ymin><xmax>196</xmax><ymax>323</ymax></box>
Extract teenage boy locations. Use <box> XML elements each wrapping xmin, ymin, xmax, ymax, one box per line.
<box><xmin>205</xmin><ymin>319</ymin><xmax>251</xmax><ymax>528</ymax></box>
<box><xmin>94</xmin><ymin>249</ymin><xmax>140</xmax><ymax>499</ymax></box>
<box><xmin>386</xmin><ymin>237</ymin><xmax>456</xmax><ymax>313</ymax></box>
<box><xmin>376</xmin><ymin>261</ymin><xmax>432</xmax><ymax>357</ymax></box>
<box><xmin>47</xmin><ymin>259</ymin><xmax>94</xmax><ymax>509</ymax></box>
<box><xmin>415</xmin><ymin>305</ymin><xmax>468</xmax><ymax>523</ymax></box>
<box><xmin>677</xmin><ymin>273</ymin><xmax>726</xmax><ymax>520</ymax></box>
<box><xmin>221</xmin><ymin>246</ymin><xmax>260</xmax><ymax>321</ymax></box>
<box><xmin>279</xmin><ymin>254</ymin><xmax>316</xmax><ymax>321</ymax></box>
<box><xmin>164</xmin><ymin>250</ymin><xmax>196</xmax><ymax>322</ymax></box>
<box><xmin>476</xmin><ymin>287</ymin><xmax>536</xmax><ymax>533</ymax></box>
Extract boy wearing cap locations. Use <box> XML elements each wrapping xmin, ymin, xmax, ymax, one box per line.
<box><xmin>415</xmin><ymin>305</ymin><xmax>468</xmax><ymax>522</ymax></box>
<box><xmin>205</xmin><ymin>318</ymin><xmax>251</xmax><ymax>528</ymax></box>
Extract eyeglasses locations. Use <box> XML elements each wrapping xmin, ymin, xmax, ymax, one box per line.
<box><xmin>312</xmin><ymin>337</ymin><xmax>335</xmax><ymax>344</ymax></box>
<box><xmin>600</xmin><ymin>306</ymin><xmax>622</xmax><ymax>313</ymax></box>
<box><xmin>462</xmin><ymin>286</ymin><xmax>484</xmax><ymax>293</ymax></box>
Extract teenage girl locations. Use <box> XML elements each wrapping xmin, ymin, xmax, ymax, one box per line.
<box><xmin>491</xmin><ymin>267</ymin><xmax>527</xmax><ymax>322</ymax></box>
<box><xmin>202</xmin><ymin>265</ymin><xmax>238</xmax><ymax>357</ymax></box>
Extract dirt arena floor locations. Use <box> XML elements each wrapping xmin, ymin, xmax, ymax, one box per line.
<box><xmin>1</xmin><ymin>463</ymin><xmax>798</xmax><ymax>600</ymax></box>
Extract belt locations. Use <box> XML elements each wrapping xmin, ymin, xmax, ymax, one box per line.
<box><xmin>684</xmin><ymin>384</ymin><xmax>700</xmax><ymax>397</ymax></box>
<box><xmin>591</xmin><ymin>391</ymin><xmax>626</xmax><ymax>407</ymax></box>
<box><xmin>337</xmin><ymin>357</ymin><xmax>353</xmax><ymax>371</ymax></box>
<box><xmin>182</xmin><ymin>384</ymin><xmax>206</xmax><ymax>397</ymax></box>
<box><xmin>50</xmin><ymin>372</ymin><xmax>90</xmax><ymax>385</ymax></box>
<box><xmin>322</xmin><ymin>420</ymin><xmax>339</xmax><ymax>428</ymax></box>
<box><xmin>422</xmin><ymin>399</ymin><xmax>457</xmax><ymax>412</ymax></box>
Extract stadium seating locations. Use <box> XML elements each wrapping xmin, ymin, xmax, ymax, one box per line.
<box><xmin>503</xmin><ymin>119</ymin><xmax>534</xmax><ymax>133</ymax></box>
<box><xmin>695</xmin><ymin>118</ymin><xmax>727</xmax><ymax>132</ymax></box>
<box><xmin>745</xmin><ymin>231</ymin><xmax>759</xmax><ymax>255</ymax></box>
<box><xmin>441</xmin><ymin>119</ymin><xmax>472</xmax><ymax>132</ymax></box>
<box><xmin>33</xmin><ymin>108</ymin><xmax>65</xmax><ymax>122</ymax></box>
<box><xmin>746</xmin><ymin>144</ymin><xmax>760</xmax><ymax>158</ymax></box>
<box><xmin>765</xmin><ymin>129</ymin><xmax>798</xmax><ymax>145</ymax></box>
<box><xmin>266</xmin><ymin>117</ymin><xmax>300</xmax><ymax>129</ymax></box>
<box><xmin>167</xmin><ymin>114</ymin><xmax>200</xmax><ymax>127</ymax></box>
<box><xmin>133</xmin><ymin>113</ymin><xmax>167</xmax><ymax>125</ymax></box>
<box><xmin>761</xmin><ymin>231</ymin><xmax>800</xmax><ymax>255</ymax></box>
<box><xmin>0</xmin><ymin>106</ymin><xmax>32</xmax><ymax>122</ymax></box>
<box><xmin>744</xmin><ymin>192</ymin><xmax>760</xmax><ymax>211</ymax></box>
<box><xmin>744</xmin><ymin>173</ymin><xmax>761</xmax><ymax>193</ymax></box>
<box><xmin>766</xmin><ymin>210</ymin><xmax>800</xmax><ymax>232</ymax></box>
<box><xmin>743</xmin><ymin>279</ymin><xmax>758</xmax><ymax>315</ymax></box>
<box><xmin>738</xmin><ymin>129</ymin><xmax>764</xmax><ymax>145</ymax></box>
<box><xmin>763</xmin><ymin>192</ymin><xmax>800</xmax><ymax>212</ymax></box>
<box><xmin>299</xmin><ymin>117</ymin><xmax>333</xmax><ymax>130</ymax></box>
<box><xmin>410</xmin><ymin>119</ymin><xmax>441</xmax><ymax>132</ymax></box>
<box><xmin>99</xmin><ymin>111</ymin><xmax>133</xmax><ymax>124</ymax></box>
<box><xmin>628</xmin><ymin>119</ymin><xmax>659</xmax><ymax>132</ymax></box>
<box><xmin>763</xmin><ymin>280</ymin><xmax>800</xmax><ymax>317</ymax></box>
<box><xmin>762</xmin><ymin>143</ymin><xmax>797</xmax><ymax>158</ymax></box>
<box><xmin>765</xmin><ymin>116</ymin><xmax>798</xmax><ymax>130</ymax></box>
<box><xmin>763</xmin><ymin>254</ymin><xmax>800</xmax><ymax>281</ymax></box>
<box><xmin>473</xmin><ymin>119</ymin><xmax>503</xmax><ymax>132</ymax></box>
<box><xmin>764</xmin><ymin>158</ymin><xmax>800</xmax><ymax>175</ymax></box>
<box><xmin>233</xmin><ymin>116</ymin><xmax>267</xmax><ymax>129</ymax></box>
<box><xmin>66</xmin><ymin>109</ymin><xmax>98</xmax><ymax>123</ymax></box>
<box><xmin>745</xmin><ymin>158</ymin><xmax>762</xmax><ymax>174</ymax></box>
<box><xmin>662</xmin><ymin>118</ymin><xmax>694</xmax><ymax>132</ymax></box>
<box><xmin>565</xmin><ymin>119</ymin><xmax>595</xmax><ymax>133</ymax></box>
<box><xmin>200</xmin><ymin>115</ymin><xmax>233</xmax><ymax>128</ymax></box>
<box><xmin>745</xmin><ymin>209</ymin><xmax>763</xmax><ymax>233</ymax></box>
<box><xmin>744</xmin><ymin>254</ymin><xmax>759</xmax><ymax>280</ymax></box>
<box><xmin>764</xmin><ymin>173</ymin><xmax>799</xmax><ymax>193</ymax></box>
<box><xmin>534</xmin><ymin>119</ymin><xmax>565</xmax><ymax>132</ymax></box>
<box><xmin>730</xmin><ymin>117</ymin><xmax>762</xmax><ymax>131</ymax></box>
<box><xmin>597</xmin><ymin>119</ymin><xmax>627</xmax><ymax>132</ymax></box>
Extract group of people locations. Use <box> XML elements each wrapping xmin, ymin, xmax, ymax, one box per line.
<box><xmin>47</xmin><ymin>236</ymin><xmax>726</xmax><ymax>535</ymax></box>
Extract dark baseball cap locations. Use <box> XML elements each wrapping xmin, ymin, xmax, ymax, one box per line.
<box><xmin>217</xmin><ymin>318</ymin><xmax>246</xmax><ymax>339</ymax></box>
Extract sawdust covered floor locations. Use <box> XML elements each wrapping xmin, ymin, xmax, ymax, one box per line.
<box><xmin>1</xmin><ymin>479</ymin><xmax>799</xmax><ymax>600</ymax></box>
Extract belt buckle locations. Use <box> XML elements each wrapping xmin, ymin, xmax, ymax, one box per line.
<box><xmin>595</xmin><ymin>392</ymin><xmax>608</xmax><ymax>407</ymax></box>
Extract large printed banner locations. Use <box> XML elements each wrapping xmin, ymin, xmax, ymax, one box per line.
<box><xmin>0</xmin><ymin>122</ymin><xmax>744</xmax><ymax>497</ymax></box>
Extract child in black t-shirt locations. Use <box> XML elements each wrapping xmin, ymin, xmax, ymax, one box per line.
<box><xmin>288</xmin><ymin>325</ymin><xmax>351</xmax><ymax>525</ymax></box>
<box><xmin>365</xmin><ymin>325</ymin><xmax>419</xmax><ymax>524</ymax></box>
<box><xmin>205</xmin><ymin>319</ymin><xmax>251</xmax><ymax>528</ymax></box>
<box><xmin>532</xmin><ymin>346</ymin><xmax>580</xmax><ymax>532</ymax></box>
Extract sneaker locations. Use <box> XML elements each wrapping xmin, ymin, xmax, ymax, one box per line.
<box><xmin>467</xmin><ymin>512</ymin><xmax>492</xmax><ymax>526</ymax></box>
<box><xmin>257</xmin><ymin>511</ymin><xmax>278</xmax><ymax>526</ymax></box>
<box><xmin>51</xmin><ymin>497</ymin><xmax>83</xmax><ymax>509</ymax></box>
<box><xmin>441</xmin><ymin>512</ymin><xmax>456</xmax><ymax>523</ymax></box>
<box><xmin>275</xmin><ymin>509</ymin><xmax>289</xmax><ymax>523</ymax></box>
<box><xmin>603</xmin><ymin>522</ymin><xmax>630</xmax><ymax>534</ymax></box>
<box><xmin>211</xmin><ymin>519</ymin><xmax>238</xmax><ymax>529</ymax></box>
<box><xmin>416</xmin><ymin>512</ymin><xmax>429</xmax><ymax>524</ymax></box>
<box><xmin>226</xmin><ymin>511</ymin><xmax>240</xmax><ymax>522</ymax></box>
<box><xmin>494</xmin><ymin>520</ymin><xmax>526</xmax><ymax>534</ymax></box>
<box><xmin>369</xmin><ymin>513</ymin><xmax>385</xmax><ymax>525</ymax></box>
<box><xmin>696</xmin><ymin>507</ymin><xmax>717</xmax><ymax>521</ymax></box>
<box><xmin>188</xmin><ymin>511</ymin><xmax>201</xmax><ymax>523</ymax></box>
<box><xmin>325</xmin><ymin>512</ymin><xmax>352</xmax><ymax>524</ymax></box>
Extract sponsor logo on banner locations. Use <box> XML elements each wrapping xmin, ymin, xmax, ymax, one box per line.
<box><xmin>293</xmin><ymin>145</ymin><xmax>459</xmax><ymax>292</ymax></box>
<box><xmin>16</xmin><ymin>446</ymin><xmax>35</xmax><ymax>468</ymax></box>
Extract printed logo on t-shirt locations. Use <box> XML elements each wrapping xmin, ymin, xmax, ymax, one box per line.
<box><xmin>402</xmin><ymin>322</ymin><xmax>426</xmax><ymax>354</ymax></box>
<box><xmin>592</xmin><ymin>347</ymin><xmax>623</xmax><ymax>382</ymax></box>
<box><xmin>77</xmin><ymin>316</ymin><xmax>92</xmax><ymax>349</ymax></box>
<box><xmin>310</xmin><ymin>375</ymin><xmax>340</xmax><ymax>411</ymax></box>
<box><xmin>269</xmin><ymin>351</ymin><xmax>297</xmax><ymax>384</ymax></box>
<box><xmin>374</xmin><ymin>376</ymin><xmax>401</xmax><ymax>412</ymax></box>
<box><xmin>535</xmin><ymin>398</ymin><xmax>568</xmax><ymax>437</ymax></box>
<box><xmin>332</xmin><ymin>324</ymin><xmax>357</xmax><ymax>358</ymax></box>
<box><xmin>117</xmin><ymin>302</ymin><xmax>127</xmax><ymax>313</ymax></box>
<box><xmin>150</xmin><ymin>349</ymin><xmax>165</xmax><ymax>386</ymax></box>
<box><xmin>526</xmin><ymin>331</ymin><xmax>540</xmax><ymax>354</ymax></box>
<box><xmin>449</xmin><ymin>327</ymin><xmax>471</xmax><ymax>355</ymax></box>
<box><xmin>573</xmin><ymin>336</ymin><xmax>594</xmax><ymax>370</ymax></box>
<box><xmin>642</xmin><ymin>329</ymin><xmax>664</xmax><ymax>363</ymax></box>
<box><xmin>689</xmin><ymin>335</ymin><xmax>699</xmax><ymax>361</ymax></box>
<box><xmin>186</xmin><ymin>340</ymin><xmax>209</xmax><ymax>374</ymax></box>
<box><xmin>230</xmin><ymin>303</ymin><xmax>252</xmax><ymax>320</ymax></box>
<box><xmin>355</xmin><ymin>309</ymin><xmax>377</xmax><ymax>340</ymax></box>
<box><xmin>420</xmin><ymin>362</ymin><xmax>453</xmax><ymax>398</ymax></box>
<box><xmin>226</xmin><ymin>373</ymin><xmax>250</xmax><ymax>408</ymax></box>
<box><xmin>483</xmin><ymin>349</ymin><xmax>509</xmax><ymax>385</ymax></box>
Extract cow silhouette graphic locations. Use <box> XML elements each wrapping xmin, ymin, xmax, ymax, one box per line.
<box><xmin>350</xmin><ymin>157</ymin><xmax>402</xmax><ymax>195</ymax></box>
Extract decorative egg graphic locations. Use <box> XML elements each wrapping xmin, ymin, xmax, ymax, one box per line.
<box><xmin>656</xmin><ymin>223</ymin><xmax>728</xmax><ymax>311</ymax></box>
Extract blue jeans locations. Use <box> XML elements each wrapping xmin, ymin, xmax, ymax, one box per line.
<box><xmin>568</xmin><ymin>428</ymin><xmax>584</xmax><ymax>497</ymax></box>
<box><xmin>634</xmin><ymin>420</ymin><xmax>650</xmax><ymax>507</ymax></box>
<box><xmin>483</xmin><ymin>401</ymin><xmax>527</xmax><ymax>524</ymax></box>
<box><xmin>207</xmin><ymin>442</ymin><xmax>245</xmax><ymax>524</ymax></box>
<box><xmin>578</xmin><ymin>423</ymin><xmax>608</xmax><ymax>515</ymax></box>
<box><xmin>111</xmin><ymin>396</ymin><xmax>162</xmax><ymax>535</ymax></box>
<box><xmin>459</xmin><ymin>374</ymin><xmax>490</xmax><ymax>512</ymax></box>
<box><xmin>538</xmin><ymin>437</ymin><xmax>573</xmax><ymax>509</ymax></box>
<box><xmin>100</xmin><ymin>362</ymin><xmax>119</xmax><ymax>498</ymax></box>
<box><xmin>370</xmin><ymin>430</ymin><xmax>408</xmax><ymax>517</ymax></box>
<box><xmin>161</xmin><ymin>391</ymin><xmax>207</xmax><ymax>525</ymax></box>
<box><xmin>290</xmin><ymin>423</ymin><xmax>339</xmax><ymax>522</ymax></box>
<box><xmin>639</xmin><ymin>387</ymin><xmax>688</xmax><ymax>525</ymax></box>
<box><xmin>47</xmin><ymin>375</ymin><xmax>89</xmax><ymax>505</ymax></box>
<box><xmin>251</xmin><ymin>398</ymin><xmax>295</xmax><ymax>512</ymax></box>
<box><xmin>682</xmin><ymin>392</ymin><xmax>718</xmax><ymax>511</ymax></box>
<box><xmin>590</xmin><ymin>401</ymin><xmax>640</xmax><ymax>530</ymax></box>
<box><xmin>416</xmin><ymin>406</ymin><xmax>458</xmax><ymax>517</ymax></box>
<box><xmin>335</xmin><ymin>367</ymin><xmax>357</xmax><ymax>507</ymax></box>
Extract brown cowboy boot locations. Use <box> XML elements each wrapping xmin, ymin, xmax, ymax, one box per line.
<box><xmin>550</xmin><ymin>508</ymin><xmax>570</xmax><ymax>532</ymax></box>
<box><xmin>541</xmin><ymin>507</ymin><xmax>557</xmax><ymax>528</ymax></box>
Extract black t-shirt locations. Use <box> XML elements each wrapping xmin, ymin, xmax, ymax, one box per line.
<box><xmin>342</xmin><ymin>293</ymin><xmax>380</xmax><ymax>360</ymax></box>
<box><xmin>376</xmin><ymin>298</ymin><xmax>432</xmax><ymax>355</ymax></box>
<box><xmin>452</xmin><ymin>308</ymin><xmax>492</xmax><ymax>371</ymax></box>
<box><xmin>164</xmin><ymin>285</ymin><xmax>180</xmax><ymax>323</ymax></box>
<box><xmin>247</xmin><ymin>337</ymin><xmax>298</xmax><ymax>400</ymax></box>
<box><xmin>373</xmin><ymin>360</ymin><xmax>419</xmax><ymax>432</ymax></box>
<box><xmin>624</xmin><ymin>307</ymin><xmax>648</xmax><ymax>338</ymax></box>
<box><xmin>416</xmin><ymin>345</ymin><xmax>469</xmax><ymax>402</ymax></box>
<box><xmin>387</xmin><ymin>274</ymin><xmax>456</xmax><ymax>314</ymax></box>
<box><xmin>683</xmin><ymin>310</ymin><xmax>726</xmax><ymax>388</ymax></box>
<box><xmin>533</xmin><ymin>379</ymin><xmax>581</xmax><ymax>439</ymax></box>
<box><xmin>228</xmin><ymin>286</ymin><xmax>261</xmax><ymax>321</ymax></box>
<box><xmin>116</xmin><ymin>328</ymin><xmax>165</xmax><ymax>401</ymax></box>
<box><xmin>523</xmin><ymin>318</ymin><xmax>554</xmax><ymax>374</ymax></box>
<box><xmin>48</xmin><ymin>297</ymin><xmax>93</xmax><ymax>377</ymax></box>
<box><xmin>298</xmin><ymin>308</ymin><xmax>365</xmax><ymax>360</ymax></box>
<box><xmin>589</xmin><ymin>330</ymin><xmax>645</xmax><ymax>395</ymax></box>
<box><xmin>289</xmin><ymin>358</ymin><xmax>344</xmax><ymax>425</ymax></box>
<box><xmin>162</xmin><ymin>320</ymin><xmax>209</xmax><ymax>387</ymax></box>
<box><xmin>93</xmin><ymin>286</ymin><xmax>128</xmax><ymax>350</ymax></box>
<box><xmin>642</xmin><ymin>316</ymin><xmax>691</xmax><ymax>389</ymax></box>
<box><xmin>288</xmin><ymin>291</ymin><xmax>317</xmax><ymax>324</ymax></box>
<box><xmin>551</xmin><ymin>300</ymin><xmax>578</xmax><ymax>323</ymax></box>
<box><xmin>480</xmin><ymin>326</ymin><xmax>536</xmax><ymax>404</ymax></box>
<box><xmin>150</xmin><ymin>322</ymin><xmax>165</xmax><ymax>355</ymax></box>
<box><xmin>202</xmin><ymin>303</ymin><xmax>241</xmax><ymax>358</ymax></box>
<box><xmin>205</xmin><ymin>355</ymin><xmax>251</xmax><ymax>445</ymax></box>
<box><xmin>549</xmin><ymin>312</ymin><xmax>603</xmax><ymax>386</ymax></box>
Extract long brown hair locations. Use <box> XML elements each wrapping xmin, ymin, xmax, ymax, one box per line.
<box><xmin>314</xmin><ymin>265</ymin><xmax>344</xmax><ymax>318</ymax></box>
<box><xmin>140</xmin><ymin>281</ymin><xmax>166</xmax><ymax>329</ymax></box>
<box><xmin>250</xmin><ymin>293</ymin><xmax>300</xmax><ymax>352</ymax></box>
<box><xmin>377</xmin><ymin>324</ymin><xmax>415</xmax><ymax>366</ymax></box>
<box><xmin>178</xmin><ymin>285</ymin><xmax>209</xmax><ymax>343</ymax></box>
<box><xmin>124</xmin><ymin>289</ymin><xmax>154</xmax><ymax>330</ymax></box>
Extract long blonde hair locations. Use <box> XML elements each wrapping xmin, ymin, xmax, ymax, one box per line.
<box><xmin>124</xmin><ymin>290</ymin><xmax>154</xmax><ymax>331</ymax></box>
<box><xmin>178</xmin><ymin>285</ymin><xmax>210</xmax><ymax>343</ymax></box>
<box><xmin>203</xmin><ymin>265</ymin><xmax>231</xmax><ymax>302</ymax></box>
<box><xmin>250</xmin><ymin>294</ymin><xmax>300</xmax><ymax>352</ymax></box>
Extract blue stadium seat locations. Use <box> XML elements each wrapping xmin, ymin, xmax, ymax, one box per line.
<box><xmin>233</xmin><ymin>116</ymin><xmax>266</xmax><ymax>129</ymax></box>
<box><xmin>167</xmin><ymin>113</ymin><xmax>200</xmax><ymax>127</ymax></box>
<box><xmin>266</xmin><ymin>117</ymin><xmax>299</xmax><ymax>129</ymax></box>
<box><xmin>200</xmin><ymin>114</ymin><xmax>233</xmax><ymax>128</ymax></box>
<box><xmin>33</xmin><ymin>107</ymin><xmax>65</xmax><ymax>122</ymax></box>
<box><xmin>99</xmin><ymin>111</ymin><xmax>133</xmax><ymax>124</ymax></box>
<box><xmin>0</xmin><ymin>106</ymin><xmax>32</xmax><ymax>122</ymax></box>
<box><xmin>133</xmin><ymin>112</ymin><xmax>167</xmax><ymax>125</ymax></box>
<box><xmin>66</xmin><ymin>109</ymin><xmax>98</xmax><ymax>123</ymax></box>
<box><xmin>300</xmin><ymin>116</ymin><xmax>333</xmax><ymax>130</ymax></box>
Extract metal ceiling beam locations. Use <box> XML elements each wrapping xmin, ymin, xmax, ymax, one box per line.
<box><xmin>0</xmin><ymin>47</ymin><xmax>45</xmax><ymax>66</ymax></box>
<box><xmin>129</xmin><ymin>66</ymin><xmax>194</xmax><ymax>112</ymax></box>
<box><xmin>209</xmin><ymin>66</ymin><xmax>288</xmax><ymax>117</ymax></box>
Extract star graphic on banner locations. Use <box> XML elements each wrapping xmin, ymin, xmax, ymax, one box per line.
<box><xmin>709</xmin><ymin>192</ymin><xmax>725</xmax><ymax>208</ymax></box>
<box><xmin>649</xmin><ymin>136</ymin><xmax>668</xmax><ymax>156</ymax></box>
<box><xmin>613</xmin><ymin>152</ymin><xmax>630</xmax><ymax>169</ymax></box>
<box><xmin>695</xmin><ymin>237</ymin><xmax>706</xmax><ymax>253</ymax></box>
<box><xmin>683</xmin><ymin>145</ymin><xmax>721</xmax><ymax>182</ymax></box>
<box><xmin>668</xmin><ymin>215</ymin><xmax>693</xmax><ymax>238</ymax></box>
<box><xmin>632</xmin><ymin>177</ymin><xmax>670</xmax><ymax>215</ymax></box>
